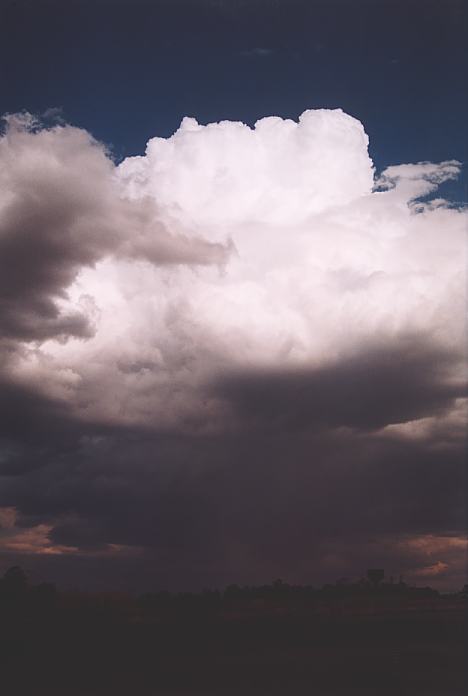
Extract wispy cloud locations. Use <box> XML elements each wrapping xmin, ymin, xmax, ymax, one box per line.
<box><xmin>240</xmin><ymin>47</ymin><xmax>273</xmax><ymax>58</ymax></box>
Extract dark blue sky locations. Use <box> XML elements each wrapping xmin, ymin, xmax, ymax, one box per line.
<box><xmin>1</xmin><ymin>0</ymin><xmax>466</xmax><ymax>198</ymax></box>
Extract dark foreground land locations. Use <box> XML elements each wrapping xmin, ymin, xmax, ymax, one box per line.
<box><xmin>1</xmin><ymin>570</ymin><xmax>467</xmax><ymax>695</ymax></box>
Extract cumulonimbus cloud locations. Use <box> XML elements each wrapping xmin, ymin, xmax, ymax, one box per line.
<box><xmin>2</xmin><ymin>107</ymin><xmax>461</xmax><ymax>432</ymax></box>
<box><xmin>0</xmin><ymin>108</ymin><xmax>466</xmax><ymax>589</ymax></box>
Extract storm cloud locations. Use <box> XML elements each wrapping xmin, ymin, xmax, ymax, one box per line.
<box><xmin>212</xmin><ymin>336</ymin><xmax>466</xmax><ymax>431</ymax></box>
<box><xmin>0</xmin><ymin>108</ymin><xmax>466</xmax><ymax>591</ymax></box>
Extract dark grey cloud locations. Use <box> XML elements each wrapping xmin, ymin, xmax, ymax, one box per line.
<box><xmin>0</xmin><ymin>379</ymin><xmax>75</xmax><ymax>447</ymax></box>
<box><xmin>0</xmin><ymin>115</ymin><xmax>230</xmax><ymax>342</ymax></box>
<box><xmin>0</xmin><ymin>330</ymin><xmax>465</xmax><ymax>592</ymax></box>
<box><xmin>0</xmin><ymin>422</ymin><xmax>465</xmax><ymax>591</ymax></box>
<box><xmin>212</xmin><ymin>335</ymin><xmax>466</xmax><ymax>431</ymax></box>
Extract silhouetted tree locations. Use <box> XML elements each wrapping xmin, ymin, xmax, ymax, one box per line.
<box><xmin>1</xmin><ymin>565</ymin><xmax>28</xmax><ymax>597</ymax></box>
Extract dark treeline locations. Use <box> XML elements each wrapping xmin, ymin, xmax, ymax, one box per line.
<box><xmin>1</xmin><ymin>566</ymin><xmax>467</xmax><ymax>696</ymax></box>
<box><xmin>2</xmin><ymin>564</ymin><xmax>465</xmax><ymax>620</ymax></box>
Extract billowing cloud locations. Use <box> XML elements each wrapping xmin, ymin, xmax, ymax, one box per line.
<box><xmin>0</xmin><ymin>112</ymin><xmax>229</xmax><ymax>342</ymax></box>
<box><xmin>118</xmin><ymin>109</ymin><xmax>374</xmax><ymax>227</ymax></box>
<box><xmin>0</xmin><ymin>108</ymin><xmax>466</xmax><ymax>590</ymax></box>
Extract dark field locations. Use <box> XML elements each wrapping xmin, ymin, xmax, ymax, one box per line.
<box><xmin>1</xmin><ymin>571</ymin><xmax>466</xmax><ymax>696</ymax></box>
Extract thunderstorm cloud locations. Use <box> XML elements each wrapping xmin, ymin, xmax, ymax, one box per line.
<box><xmin>0</xmin><ymin>109</ymin><xmax>465</xmax><ymax>591</ymax></box>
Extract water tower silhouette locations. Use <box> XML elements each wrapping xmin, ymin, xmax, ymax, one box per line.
<box><xmin>367</xmin><ymin>568</ymin><xmax>384</xmax><ymax>587</ymax></box>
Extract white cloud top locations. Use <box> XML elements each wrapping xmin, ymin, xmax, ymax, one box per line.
<box><xmin>118</xmin><ymin>109</ymin><xmax>374</xmax><ymax>227</ymax></box>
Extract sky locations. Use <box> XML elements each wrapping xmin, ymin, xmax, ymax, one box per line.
<box><xmin>0</xmin><ymin>0</ymin><xmax>467</xmax><ymax>592</ymax></box>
